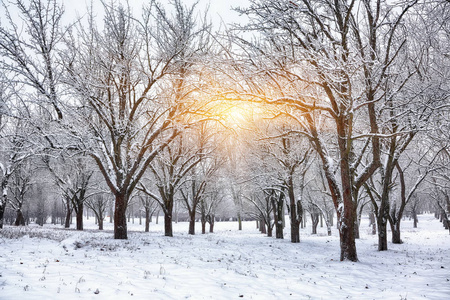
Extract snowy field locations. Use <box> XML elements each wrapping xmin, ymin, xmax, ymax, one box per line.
<box><xmin>0</xmin><ymin>214</ymin><xmax>449</xmax><ymax>300</ymax></box>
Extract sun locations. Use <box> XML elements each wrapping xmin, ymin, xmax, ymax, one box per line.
<box><xmin>216</xmin><ymin>102</ymin><xmax>255</xmax><ymax>128</ymax></box>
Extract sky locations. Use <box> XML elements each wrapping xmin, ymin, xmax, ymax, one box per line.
<box><xmin>60</xmin><ymin>0</ymin><xmax>249</xmax><ymax>29</ymax></box>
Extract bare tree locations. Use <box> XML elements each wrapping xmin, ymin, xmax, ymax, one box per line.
<box><xmin>63</xmin><ymin>0</ymin><xmax>211</xmax><ymax>239</ymax></box>
<box><xmin>223</xmin><ymin>0</ymin><xmax>426</xmax><ymax>261</ymax></box>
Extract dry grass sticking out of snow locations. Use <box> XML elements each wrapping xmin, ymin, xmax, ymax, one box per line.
<box><xmin>0</xmin><ymin>214</ymin><xmax>449</xmax><ymax>300</ymax></box>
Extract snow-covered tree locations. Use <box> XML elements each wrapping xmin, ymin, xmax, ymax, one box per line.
<box><xmin>63</xmin><ymin>0</ymin><xmax>211</xmax><ymax>239</ymax></box>
<box><xmin>226</xmin><ymin>0</ymin><xmax>425</xmax><ymax>261</ymax></box>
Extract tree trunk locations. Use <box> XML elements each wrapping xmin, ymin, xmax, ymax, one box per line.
<box><xmin>267</xmin><ymin>222</ymin><xmax>273</xmax><ymax>237</ymax></box>
<box><xmin>114</xmin><ymin>193</ymin><xmax>128</xmax><ymax>239</ymax></box>
<box><xmin>339</xmin><ymin>183</ymin><xmax>358</xmax><ymax>261</ymax></box>
<box><xmin>412</xmin><ymin>210</ymin><xmax>418</xmax><ymax>228</ymax></box>
<box><xmin>64</xmin><ymin>208</ymin><xmax>71</xmax><ymax>229</ymax></box>
<box><xmin>0</xmin><ymin>204</ymin><xmax>5</xmax><ymax>229</ymax></box>
<box><xmin>288</xmin><ymin>182</ymin><xmax>301</xmax><ymax>243</ymax></box>
<box><xmin>377</xmin><ymin>216</ymin><xmax>388</xmax><ymax>251</ymax></box>
<box><xmin>391</xmin><ymin>221</ymin><xmax>402</xmax><ymax>244</ymax></box>
<box><xmin>291</xmin><ymin>219</ymin><xmax>300</xmax><ymax>243</ymax></box>
<box><xmin>237</xmin><ymin>212</ymin><xmax>242</xmax><ymax>230</ymax></box>
<box><xmin>260</xmin><ymin>216</ymin><xmax>267</xmax><ymax>234</ymax></box>
<box><xmin>15</xmin><ymin>209</ymin><xmax>25</xmax><ymax>226</ymax></box>
<box><xmin>188</xmin><ymin>219</ymin><xmax>195</xmax><ymax>235</ymax></box>
<box><xmin>208</xmin><ymin>214</ymin><xmax>215</xmax><ymax>233</ymax></box>
<box><xmin>76</xmin><ymin>202</ymin><xmax>83</xmax><ymax>231</ymax></box>
<box><xmin>145</xmin><ymin>207</ymin><xmax>150</xmax><ymax>232</ymax></box>
<box><xmin>98</xmin><ymin>214</ymin><xmax>104</xmax><ymax>230</ymax></box>
<box><xmin>188</xmin><ymin>209</ymin><xmax>196</xmax><ymax>235</ymax></box>
<box><xmin>272</xmin><ymin>191</ymin><xmax>284</xmax><ymax>239</ymax></box>
<box><xmin>369</xmin><ymin>211</ymin><xmax>377</xmax><ymax>235</ymax></box>
<box><xmin>164</xmin><ymin>211</ymin><xmax>173</xmax><ymax>237</ymax></box>
<box><xmin>311</xmin><ymin>212</ymin><xmax>319</xmax><ymax>234</ymax></box>
<box><xmin>201</xmin><ymin>220</ymin><xmax>206</xmax><ymax>234</ymax></box>
<box><xmin>354</xmin><ymin>218</ymin><xmax>360</xmax><ymax>239</ymax></box>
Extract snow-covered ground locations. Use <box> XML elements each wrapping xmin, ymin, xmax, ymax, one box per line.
<box><xmin>0</xmin><ymin>214</ymin><xmax>449</xmax><ymax>299</ymax></box>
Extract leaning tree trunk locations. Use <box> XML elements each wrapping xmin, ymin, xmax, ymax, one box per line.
<box><xmin>114</xmin><ymin>193</ymin><xmax>128</xmax><ymax>239</ymax></box>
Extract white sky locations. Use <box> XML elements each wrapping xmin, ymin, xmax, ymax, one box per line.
<box><xmin>61</xmin><ymin>0</ymin><xmax>249</xmax><ymax>29</ymax></box>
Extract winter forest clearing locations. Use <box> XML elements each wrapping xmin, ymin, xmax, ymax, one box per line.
<box><xmin>1</xmin><ymin>214</ymin><xmax>449</xmax><ymax>299</ymax></box>
<box><xmin>1</xmin><ymin>0</ymin><xmax>450</xmax><ymax>298</ymax></box>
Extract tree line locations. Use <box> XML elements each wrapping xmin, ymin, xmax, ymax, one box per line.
<box><xmin>0</xmin><ymin>0</ymin><xmax>449</xmax><ymax>262</ymax></box>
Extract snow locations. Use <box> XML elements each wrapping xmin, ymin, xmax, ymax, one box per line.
<box><xmin>0</xmin><ymin>215</ymin><xmax>449</xmax><ymax>299</ymax></box>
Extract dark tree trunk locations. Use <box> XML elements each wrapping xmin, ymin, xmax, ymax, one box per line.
<box><xmin>188</xmin><ymin>210</ymin><xmax>196</xmax><ymax>235</ymax></box>
<box><xmin>64</xmin><ymin>208</ymin><xmax>71</xmax><ymax>228</ymax></box>
<box><xmin>339</xmin><ymin>186</ymin><xmax>358</xmax><ymax>261</ymax></box>
<box><xmin>260</xmin><ymin>216</ymin><xmax>266</xmax><ymax>234</ymax></box>
<box><xmin>237</xmin><ymin>212</ymin><xmax>242</xmax><ymax>231</ymax></box>
<box><xmin>391</xmin><ymin>221</ymin><xmax>402</xmax><ymax>244</ymax></box>
<box><xmin>145</xmin><ymin>207</ymin><xmax>150</xmax><ymax>232</ymax></box>
<box><xmin>15</xmin><ymin>209</ymin><xmax>25</xmax><ymax>226</ymax></box>
<box><xmin>164</xmin><ymin>211</ymin><xmax>173</xmax><ymax>237</ymax></box>
<box><xmin>207</xmin><ymin>214</ymin><xmax>215</xmax><ymax>233</ymax></box>
<box><xmin>288</xmin><ymin>181</ymin><xmax>301</xmax><ymax>243</ymax></box>
<box><xmin>201</xmin><ymin>220</ymin><xmax>206</xmax><ymax>234</ymax></box>
<box><xmin>114</xmin><ymin>193</ymin><xmax>128</xmax><ymax>239</ymax></box>
<box><xmin>290</xmin><ymin>218</ymin><xmax>300</xmax><ymax>242</ymax></box>
<box><xmin>76</xmin><ymin>202</ymin><xmax>83</xmax><ymax>231</ymax></box>
<box><xmin>272</xmin><ymin>192</ymin><xmax>284</xmax><ymax>239</ymax></box>
<box><xmin>98</xmin><ymin>215</ymin><xmax>104</xmax><ymax>230</ymax></box>
<box><xmin>377</xmin><ymin>216</ymin><xmax>388</xmax><ymax>251</ymax></box>
<box><xmin>311</xmin><ymin>212</ymin><xmax>319</xmax><ymax>234</ymax></box>
<box><xmin>188</xmin><ymin>219</ymin><xmax>195</xmax><ymax>235</ymax></box>
<box><xmin>0</xmin><ymin>204</ymin><xmax>6</xmax><ymax>229</ymax></box>
<box><xmin>267</xmin><ymin>223</ymin><xmax>273</xmax><ymax>237</ymax></box>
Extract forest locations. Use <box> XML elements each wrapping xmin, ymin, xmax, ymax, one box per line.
<box><xmin>0</xmin><ymin>0</ymin><xmax>449</xmax><ymax>269</ymax></box>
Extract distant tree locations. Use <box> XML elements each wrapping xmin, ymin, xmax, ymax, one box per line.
<box><xmin>140</xmin><ymin>133</ymin><xmax>205</xmax><ymax>237</ymax></box>
<box><xmin>86</xmin><ymin>194</ymin><xmax>110</xmax><ymax>230</ymax></box>
<box><xmin>9</xmin><ymin>158</ymin><xmax>34</xmax><ymax>226</ymax></box>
